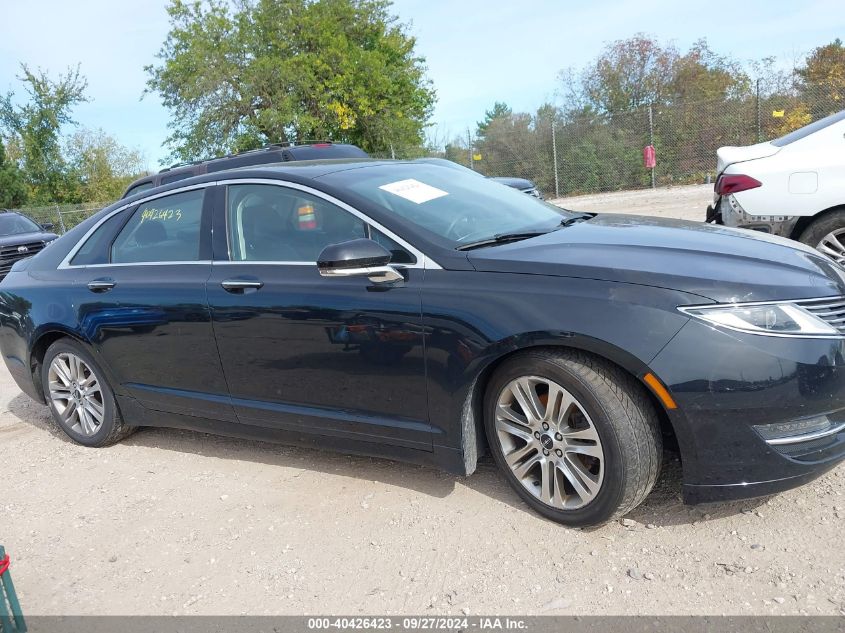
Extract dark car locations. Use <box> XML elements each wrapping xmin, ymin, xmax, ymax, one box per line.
<box><xmin>122</xmin><ymin>142</ymin><xmax>370</xmax><ymax>199</ymax></box>
<box><xmin>489</xmin><ymin>176</ymin><xmax>542</xmax><ymax>198</ymax></box>
<box><xmin>0</xmin><ymin>210</ymin><xmax>58</xmax><ymax>282</ymax></box>
<box><xmin>2</xmin><ymin>159</ymin><xmax>844</xmax><ymax>526</ymax></box>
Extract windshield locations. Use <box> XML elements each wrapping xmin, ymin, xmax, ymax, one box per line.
<box><xmin>319</xmin><ymin>163</ymin><xmax>573</xmax><ymax>244</ymax></box>
<box><xmin>0</xmin><ymin>213</ymin><xmax>42</xmax><ymax>236</ymax></box>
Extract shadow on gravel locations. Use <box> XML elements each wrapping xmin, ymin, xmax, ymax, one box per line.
<box><xmin>9</xmin><ymin>391</ymin><xmax>766</xmax><ymax>527</ymax></box>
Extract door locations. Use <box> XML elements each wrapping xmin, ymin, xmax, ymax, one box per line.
<box><xmin>69</xmin><ymin>186</ymin><xmax>235</xmax><ymax>422</ymax></box>
<box><xmin>206</xmin><ymin>182</ymin><xmax>431</xmax><ymax>449</ymax></box>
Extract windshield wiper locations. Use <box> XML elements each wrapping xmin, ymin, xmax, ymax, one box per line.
<box><xmin>455</xmin><ymin>230</ymin><xmax>551</xmax><ymax>251</ymax></box>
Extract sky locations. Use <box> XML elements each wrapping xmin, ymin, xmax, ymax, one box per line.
<box><xmin>1</xmin><ymin>0</ymin><xmax>843</xmax><ymax>170</ymax></box>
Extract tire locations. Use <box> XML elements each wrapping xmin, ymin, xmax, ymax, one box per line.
<box><xmin>798</xmin><ymin>209</ymin><xmax>845</xmax><ymax>264</ymax></box>
<box><xmin>484</xmin><ymin>349</ymin><xmax>662</xmax><ymax>527</ymax></box>
<box><xmin>41</xmin><ymin>338</ymin><xmax>134</xmax><ymax>447</ymax></box>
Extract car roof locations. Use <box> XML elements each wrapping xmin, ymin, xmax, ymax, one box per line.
<box><xmin>122</xmin><ymin>142</ymin><xmax>371</xmax><ymax>197</ymax></box>
<box><xmin>119</xmin><ymin>158</ymin><xmax>415</xmax><ymax>206</ymax></box>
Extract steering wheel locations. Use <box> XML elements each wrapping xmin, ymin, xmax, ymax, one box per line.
<box><xmin>445</xmin><ymin>212</ymin><xmax>478</xmax><ymax>241</ymax></box>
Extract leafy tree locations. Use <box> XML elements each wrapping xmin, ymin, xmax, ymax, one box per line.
<box><xmin>146</xmin><ymin>0</ymin><xmax>436</xmax><ymax>162</ymax></box>
<box><xmin>476</xmin><ymin>102</ymin><xmax>512</xmax><ymax>139</ymax></box>
<box><xmin>577</xmin><ymin>34</ymin><xmax>678</xmax><ymax>114</ymax></box>
<box><xmin>64</xmin><ymin>128</ymin><xmax>149</xmax><ymax>203</ymax></box>
<box><xmin>0</xmin><ymin>139</ymin><xmax>28</xmax><ymax>208</ymax></box>
<box><xmin>0</xmin><ymin>64</ymin><xmax>89</xmax><ymax>204</ymax></box>
<box><xmin>797</xmin><ymin>38</ymin><xmax>845</xmax><ymax>118</ymax></box>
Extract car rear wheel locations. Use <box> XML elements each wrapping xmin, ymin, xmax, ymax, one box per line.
<box><xmin>41</xmin><ymin>338</ymin><xmax>134</xmax><ymax>447</ymax></box>
<box><xmin>798</xmin><ymin>209</ymin><xmax>845</xmax><ymax>265</ymax></box>
<box><xmin>484</xmin><ymin>349</ymin><xmax>662</xmax><ymax>527</ymax></box>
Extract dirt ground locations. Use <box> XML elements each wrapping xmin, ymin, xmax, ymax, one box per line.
<box><xmin>2</xmin><ymin>185</ymin><xmax>844</xmax><ymax>617</ymax></box>
<box><xmin>552</xmin><ymin>183</ymin><xmax>712</xmax><ymax>221</ymax></box>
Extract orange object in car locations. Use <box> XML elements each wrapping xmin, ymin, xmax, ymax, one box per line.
<box><xmin>297</xmin><ymin>204</ymin><xmax>317</xmax><ymax>230</ymax></box>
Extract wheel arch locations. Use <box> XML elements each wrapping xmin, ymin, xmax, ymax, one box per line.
<box><xmin>460</xmin><ymin>338</ymin><xmax>677</xmax><ymax>475</ymax></box>
<box><xmin>28</xmin><ymin>327</ymin><xmax>92</xmax><ymax>403</ymax></box>
<box><xmin>790</xmin><ymin>203</ymin><xmax>845</xmax><ymax>241</ymax></box>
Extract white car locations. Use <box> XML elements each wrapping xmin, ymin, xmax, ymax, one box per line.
<box><xmin>706</xmin><ymin>109</ymin><xmax>845</xmax><ymax>263</ymax></box>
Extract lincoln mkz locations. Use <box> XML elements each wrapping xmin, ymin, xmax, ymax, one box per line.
<box><xmin>2</xmin><ymin>159</ymin><xmax>844</xmax><ymax>525</ymax></box>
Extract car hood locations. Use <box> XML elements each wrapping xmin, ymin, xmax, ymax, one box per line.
<box><xmin>490</xmin><ymin>176</ymin><xmax>535</xmax><ymax>190</ymax></box>
<box><xmin>466</xmin><ymin>214</ymin><xmax>845</xmax><ymax>303</ymax></box>
<box><xmin>716</xmin><ymin>141</ymin><xmax>780</xmax><ymax>175</ymax></box>
<box><xmin>0</xmin><ymin>231</ymin><xmax>57</xmax><ymax>248</ymax></box>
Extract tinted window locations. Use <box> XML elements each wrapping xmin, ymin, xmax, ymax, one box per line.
<box><xmin>371</xmin><ymin>227</ymin><xmax>415</xmax><ymax>264</ymax></box>
<box><xmin>159</xmin><ymin>171</ymin><xmax>195</xmax><ymax>185</ymax></box>
<box><xmin>111</xmin><ymin>190</ymin><xmax>205</xmax><ymax>263</ymax></box>
<box><xmin>771</xmin><ymin>110</ymin><xmax>845</xmax><ymax>147</ymax></box>
<box><xmin>124</xmin><ymin>181</ymin><xmax>154</xmax><ymax>198</ymax></box>
<box><xmin>0</xmin><ymin>213</ymin><xmax>42</xmax><ymax>236</ymax></box>
<box><xmin>70</xmin><ymin>209</ymin><xmax>133</xmax><ymax>266</ymax></box>
<box><xmin>320</xmin><ymin>163</ymin><xmax>570</xmax><ymax>244</ymax></box>
<box><xmin>227</xmin><ymin>184</ymin><xmax>367</xmax><ymax>262</ymax></box>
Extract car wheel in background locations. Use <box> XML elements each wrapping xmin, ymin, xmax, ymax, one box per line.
<box><xmin>41</xmin><ymin>338</ymin><xmax>135</xmax><ymax>447</ymax></box>
<box><xmin>798</xmin><ymin>209</ymin><xmax>845</xmax><ymax>265</ymax></box>
<box><xmin>484</xmin><ymin>349</ymin><xmax>662</xmax><ymax>527</ymax></box>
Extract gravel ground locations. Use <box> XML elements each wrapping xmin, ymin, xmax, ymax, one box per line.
<box><xmin>2</xmin><ymin>185</ymin><xmax>844</xmax><ymax>617</ymax></box>
<box><xmin>552</xmin><ymin>183</ymin><xmax>712</xmax><ymax>221</ymax></box>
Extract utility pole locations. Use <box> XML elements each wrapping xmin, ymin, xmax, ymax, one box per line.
<box><xmin>551</xmin><ymin>120</ymin><xmax>560</xmax><ymax>198</ymax></box>
<box><xmin>647</xmin><ymin>105</ymin><xmax>655</xmax><ymax>189</ymax></box>
<box><xmin>467</xmin><ymin>128</ymin><xmax>474</xmax><ymax>170</ymax></box>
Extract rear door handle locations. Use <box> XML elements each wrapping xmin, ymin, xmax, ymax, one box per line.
<box><xmin>87</xmin><ymin>278</ymin><xmax>116</xmax><ymax>293</ymax></box>
<box><xmin>221</xmin><ymin>278</ymin><xmax>264</xmax><ymax>293</ymax></box>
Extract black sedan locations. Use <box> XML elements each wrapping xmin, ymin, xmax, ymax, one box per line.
<box><xmin>1</xmin><ymin>160</ymin><xmax>844</xmax><ymax>526</ymax></box>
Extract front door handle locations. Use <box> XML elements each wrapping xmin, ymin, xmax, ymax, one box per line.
<box><xmin>87</xmin><ymin>278</ymin><xmax>116</xmax><ymax>293</ymax></box>
<box><xmin>221</xmin><ymin>278</ymin><xmax>264</xmax><ymax>293</ymax></box>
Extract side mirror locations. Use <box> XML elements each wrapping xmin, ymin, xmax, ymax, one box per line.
<box><xmin>317</xmin><ymin>239</ymin><xmax>403</xmax><ymax>284</ymax></box>
<box><xmin>40</xmin><ymin>222</ymin><xmax>54</xmax><ymax>231</ymax></box>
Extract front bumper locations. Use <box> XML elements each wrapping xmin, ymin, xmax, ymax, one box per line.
<box><xmin>706</xmin><ymin>196</ymin><xmax>800</xmax><ymax>238</ymax></box>
<box><xmin>649</xmin><ymin>318</ymin><xmax>845</xmax><ymax>503</ymax></box>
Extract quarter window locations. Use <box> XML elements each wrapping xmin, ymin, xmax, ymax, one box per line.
<box><xmin>227</xmin><ymin>184</ymin><xmax>367</xmax><ymax>262</ymax></box>
<box><xmin>111</xmin><ymin>190</ymin><xmax>205</xmax><ymax>263</ymax></box>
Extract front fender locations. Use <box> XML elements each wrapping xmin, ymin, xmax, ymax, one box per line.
<box><xmin>420</xmin><ymin>270</ymin><xmax>698</xmax><ymax>455</ymax></box>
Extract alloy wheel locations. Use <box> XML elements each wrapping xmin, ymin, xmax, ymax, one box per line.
<box><xmin>817</xmin><ymin>229</ymin><xmax>845</xmax><ymax>265</ymax></box>
<box><xmin>495</xmin><ymin>375</ymin><xmax>604</xmax><ymax>510</ymax></box>
<box><xmin>47</xmin><ymin>352</ymin><xmax>105</xmax><ymax>436</ymax></box>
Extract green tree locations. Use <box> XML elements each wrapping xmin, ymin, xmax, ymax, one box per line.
<box><xmin>476</xmin><ymin>102</ymin><xmax>512</xmax><ymax>139</ymax></box>
<box><xmin>0</xmin><ymin>64</ymin><xmax>89</xmax><ymax>204</ymax></box>
<box><xmin>0</xmin><ymin>139</ymin><xmax>28</xmax><ymax>208</ymax></box>
<box><xmin>65</xmin><ymin>128</ymin><xmax>149</xmax><ymax>203</ymax></box>
<box><xmin>146</xmin><ymin>0</ymin><xmax>436</xmax><ymax>162</ymax></box>
<box><xmin>797</xmin><ymin>38</ymin><xmax>845</xmax><ymax>118</ymax></box>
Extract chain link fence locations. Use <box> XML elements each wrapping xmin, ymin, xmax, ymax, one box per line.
<box><xmin>388</xmin><ymin>82</ymin><xmax>841</xmax><ymax>200</ymax></box>
<box><xmin>7</xmin><ymin>201</ymin><xmax>107</xmax><ymax>234</ymax></box>
<box><xmin>9</xmin><ymin>81</ymin><xmax>841</xmax><ymax>220</ymax></box>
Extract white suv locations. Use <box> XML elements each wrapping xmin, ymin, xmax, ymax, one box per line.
<box><xmin>706</xmin><ymin>109</ymin><xmax>845</xmax><ymax>263</ymax></box>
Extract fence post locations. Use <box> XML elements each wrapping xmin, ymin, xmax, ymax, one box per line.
<box><xmin>56</xmin><ymin>206</ymin><xmax>66</xmax><ymax>234</ymax></box>
<box><xmin>551</xmin><ymin>120</ymin><xmax>560</xmax><ymax>199</ymax></box>
<box><xmin>467</xmin><ymin>128</ymin><xmax>474</xmax><ymax>170</ymax></box>
<box><xmin>756</xmin><ymin>78</ymin><xmax>762</xmax><ymax>142</ymax></box>
<box><xmin>647</xmin><ymin>105</ymin><xmax>655</xmax><ymax>189</ymax></box>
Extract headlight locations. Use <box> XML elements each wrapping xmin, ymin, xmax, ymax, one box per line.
<box><xmin>679</xmin><ymin>302</ymin><xmax>840</xmax><ymax>337</ymax></box>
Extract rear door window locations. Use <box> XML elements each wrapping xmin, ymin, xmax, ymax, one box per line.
<box><xmin>111</xmin><ymin>189</ymin><xmax>206</xmax><ymax>263</ymax></box>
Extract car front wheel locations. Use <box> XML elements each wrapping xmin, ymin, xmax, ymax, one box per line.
<box><xmin>484</xmin><ymin>349</ymin><xmax>662</xmax><ymax>527</ymax></box>
<box><xmin>41</xmin><ymin>338</ymin><xmax>134</xmax><ymax>447</ymax></box>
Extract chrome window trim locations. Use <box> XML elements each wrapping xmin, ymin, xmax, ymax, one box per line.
<box><xmin>59</xmin><ymin>178</ymin><xmax>443</xmax><ymax>271</ymax></box>
<box><xmin>216</xmin><ymin>178</ymin><xmax>441</xmax><ymax>270</ymax></box>
<box><xmin>58</xmin><ymin>183</ymin><xmax>211</xmax><ymax>270</ymax></box>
